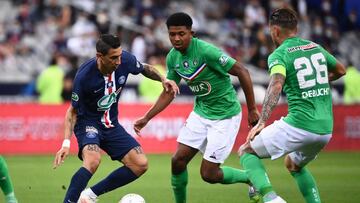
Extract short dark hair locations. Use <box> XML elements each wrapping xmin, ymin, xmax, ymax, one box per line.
<box><xmin>96</xmin><ymin>34</ymin><xmax>121</xmax><ymax>55</ymax></box>
<box><xmin>166</xmin><ymin>12</ymin><xmax>193</xmax><ymax>29</ymax></box>
<box><xmin>270</xmin><ymin>8</ymin><xmax>298</xmax><ymax>30</ymax></box>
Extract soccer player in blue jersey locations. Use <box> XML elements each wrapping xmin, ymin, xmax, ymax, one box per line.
<box><xmin>53</xmin><ymin>34</ymin><xmax>179</xmax><ymax>203</ymax></box>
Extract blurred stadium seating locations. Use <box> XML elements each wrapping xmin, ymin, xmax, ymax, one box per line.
<box><xmin>0</xmin><ymin>0</ymin><xmax>359</xmax><ymax>103</ymax></box>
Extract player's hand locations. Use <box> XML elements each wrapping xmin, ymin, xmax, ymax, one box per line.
<box><xmin>133</xmin><ymin>117</ymin><xmax>150</xmax><ymax>136</ymax></box>
<box><xmin>162</xmin><ymin>79</ymin><xmax>180</xmax><ymax>97</ymax></box>
<box><xmin>246</xmin><ymin>122</ymin><xmax>265</xmax><ymax>143</ymax></box>
<box><xmin>247</xmin><ymin>108</ymin><xmax>260</xmax><ymax>128</ymax></box>
<box><xmin>53</xmin><ymin>147</ymin><xmax>70</xmax><ymax>169</ymax></box>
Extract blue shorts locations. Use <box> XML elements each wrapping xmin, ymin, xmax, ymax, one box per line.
<box><xmin>74</xmin><ymin>122</ymin><xmax>140</xmax><ymax>161</ymax></box>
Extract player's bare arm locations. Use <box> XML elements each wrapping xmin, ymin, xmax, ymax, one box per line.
<box><xmin>259</xmin><ymin>73</ymin><xmax>284</xmax><ymax>123</ymax></box>
<box><xmin>142</xmin><ymin>63</ymin><xmax>165</xmax><ymax>82</ymax></box>
<box><xmin>328</xmin><ymin>61</ymin><xmax>346</xmax><ymax>81</ymax></box>
<box><xmin>133</xmin><ymin>90</ymin><xmax>175</xmax><ymax>135</ymax></box>
<box><xmin>53</xmin><ymin>105</ymin><xmax>77</xmax><ymax>169</ymax></box>
<box><xmin>142</xmin><ymin>63</ymin><xmax>179</xmax><ymax>96</ymax></box>
<box><xmin>247</xmin><ymin>73</ymin><xmax>285</xmax><ymax>142</ymax></box>
<box><xmin>228</xmin><ymin>62</ymin><xmax>260</xmax><ymax>127</ymax></box>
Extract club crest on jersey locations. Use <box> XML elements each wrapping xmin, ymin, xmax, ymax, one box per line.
<box><xmin>183</xmin><ymin>61</ymin><xmax>190</xmax><ymax>69</ymax></box>
<box><xmin>218</xmin><ymin>55</ymin><xmax>229</xmax><ymax>66</ymax></box>
<box><xmin>188</xmin><ymin>81</ymin><xmax>211</xmax><ymax>97</ymax></box>
<box><xmin>118</xmin><ymin>76</ymin><xmax>126</xmax><ymax>85</ymax></box>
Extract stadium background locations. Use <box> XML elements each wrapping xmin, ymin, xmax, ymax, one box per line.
<box><xmin>0</xmin><ymin>0</ymin><xmax>359</xmax><ymax>202</ymax></box>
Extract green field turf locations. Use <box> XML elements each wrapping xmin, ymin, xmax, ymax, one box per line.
<box><xmin>2</xmin><ymin>152</ymin><xmax>360</xmax><ymax>203</ymax></box>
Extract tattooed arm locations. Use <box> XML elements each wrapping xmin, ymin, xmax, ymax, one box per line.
<box><xmin>141</xmin><ymin>63</ymin><xmax>166</xmax><ymax>82</ymax></box>
<box><xmin>141</xmin><ymin>63</ymin><xmax>179</xmax><ymax>96</ymax></box>
<box><xmin>53</xmin><ymin>105</ymin><xmax>77</xmax><ymax>168</ymax></box>
<box><xmin>246</xmin><ymin>73</ymin><xmax>285</xmax><ymax>142</ymax></box>
<box><xmin>259</xmin><ymin>73</ymin><xmax>285</xmax><ymax>124</ymax></box>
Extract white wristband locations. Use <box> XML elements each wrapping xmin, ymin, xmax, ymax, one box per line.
<box><xmin>62</xmin><ymin>139</ymin><xmax>70</xmax><ymax>148</ymax></box>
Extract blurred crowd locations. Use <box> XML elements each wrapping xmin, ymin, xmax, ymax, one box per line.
<box><xmin>0</xmin><ymin>0</ymin><xmax>359</xmax><ymax>104</ymax></box>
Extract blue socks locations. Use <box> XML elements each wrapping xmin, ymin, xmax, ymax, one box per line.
<box><xmin>91</xmin><ymin>166</ymin><xmax>138</xmax><ymax>196</ymax></box>
<box><xmin>64</xmin><ymin>167</ymin><xmax>92</xmax><ymax>203</ymax></box>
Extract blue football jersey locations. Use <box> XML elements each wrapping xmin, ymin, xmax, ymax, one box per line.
<box><xmin>71</xmin><ymin>51</ymin><xmax>144</xmax><ymax>128</ymax></box>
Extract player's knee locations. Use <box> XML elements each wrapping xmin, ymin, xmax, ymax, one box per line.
<box><xmin>200</xmin><ymin>170</ymin><xmax>218</xmax><ymax>184</ymax></box>
<box><xmin>83</xmin><ymin>154</ymin><xmax>101</xmax><ymax>173</ymax></box>
<box><xmin>135</xmin><ymin>158</ymin><xmax>148</xmax><ymax>176</ymax></box>
<box><xmin>285</xmin><ymin>155</ymin><xmax>301</xmax><ymax>172</ymax></box>
<box><xmin>171</xmin><ymin>155</ymin><xmax>187</xmax><ymax>172</ymax></box>
<box><xmin>127</xmin><ymin>157</ymin><xmax>148</xmax><ymax>176</ymax></box>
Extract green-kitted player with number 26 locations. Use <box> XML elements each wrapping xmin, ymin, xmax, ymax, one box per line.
<box><xmin>239</xmin><ymin>8</ymin><xmax>346</xmax><ymax>203</ymax></box>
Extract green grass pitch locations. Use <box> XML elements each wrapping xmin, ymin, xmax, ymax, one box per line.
<box><xmin>2</xmin><ymin>152</ymin><xmax>360</xmax><ymax>203</ymax></box>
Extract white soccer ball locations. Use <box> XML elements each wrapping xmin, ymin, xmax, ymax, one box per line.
<box><xmin>119</xmin><ymin>193</ymin><xmax>145</xmax><ymax>203</ymax></box>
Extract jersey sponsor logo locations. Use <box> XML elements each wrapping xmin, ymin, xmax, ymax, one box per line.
<box><xmin>301</xmin><ymin>87</ymin><xmax>330</xmax><ymax>99</ymax></box>
<box><xmin>118</xmin><ymin>76</ymin><xmax>126</xmax><ymax>85</ymax></box>
<box><xmin>97</xmin><ymin>92</ymin><xmax>117</xmax><ymax>111</ymax></box>
<box><xmin>287</xmin><ymin>42</ymin><xmax>318</xmax><ymax>53</ymax></box>
<box><xmin>97</xmin><ymin>87</ymin><xmax>122</xmax><ymax>111</ymax></box>
<box><xmin>188</xmin><ymin>81</ymin><xmax>211</xmax><ymax>96</ymax></box>
<box><xmin>218</xmin><ymin>54</ymin><xmax>229</xmax><ymax>66</ymax></box>
<box><xmin>71</xmin><ymin>92</ymin><xmax>79</xmax><ymax>101</ymax></box>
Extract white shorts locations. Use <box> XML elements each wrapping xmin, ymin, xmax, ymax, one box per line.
<box><xmin>250</xmin><ymin>118</ymin><xmax>332</xmax><ymax>167</ymax></box>
<box><xmin>177</xmin><ymin>111</ymin><xmax>242</xmax><ymax>164</ymax></box>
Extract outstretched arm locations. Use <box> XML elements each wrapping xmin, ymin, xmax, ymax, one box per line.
<box><xmin>141</xmin><ymin>63</ymin><xmax>179</xmax><ymax>96</ymax></box>
<box><xmin>247</xmin><ymin>73</ymin><xmax>285</xmax><ymax>142</ymax></box>
<box><xmin>53</xmin><ymin>105</ymin><xmax>77</xmax><ymax>169</ymax></box>
<box><xmin>134</xmin><ymin>90</ymin><xmax>175</xmax><ymax>135</ymax></box>
<box><xmin>228</xmin><ymin>62</ymin><xmax>260</xmax><ymax>127</ymax></box>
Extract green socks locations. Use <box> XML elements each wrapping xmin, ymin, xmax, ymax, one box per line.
<box><xmin>240</xmin><ymin>153</ymin><xmax>274</xmax><ymax>196</ymax></box>
<box><xmin>0</xmin><ymin>156</ymin><xmax>17</xmax><ymax>203</ymax></box>
<box><xmin>171</xmin><ymin>170</ymin><xmax>188</xmax><ymax>203</ymax></box>
<box><xmin>0</xmin><ymin>156</ymin><xmax>15</xmax><ymax>195</ymax></box>
<box><xmin>221</xmin><ymin>166</ymin><xmax>249</xmax><ymax>184</ymax></box>
<box><xmin>291</xmin><ymin>168</ymin><xmax>321</xmax><ymax>203</ymax></box>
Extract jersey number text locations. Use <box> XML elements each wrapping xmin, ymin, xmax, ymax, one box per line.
<box><xmin>294</xmin><ymin>53</ymin><xmax>328</xmax><ymax>89</ymax></box>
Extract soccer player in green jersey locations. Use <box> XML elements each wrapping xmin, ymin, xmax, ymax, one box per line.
<box><xmin>239</xmin><ymin>8</ymin><xmax>346</xmax><ymax>203</ymax></box>
<box><xmin>0</xmin><ymin>156</ymin><xmax>18</xmax><ymax>203</ymax></box>
<box><xmin>134</xmin><ymin>12</ymin><xmax>260</xmax><ymax>203</ymax></box>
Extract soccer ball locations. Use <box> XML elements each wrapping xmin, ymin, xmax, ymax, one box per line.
<box><xmin>119</xmin><ymin>193</ymin><xmax>145</xmax><ymax>203</ymax></box>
